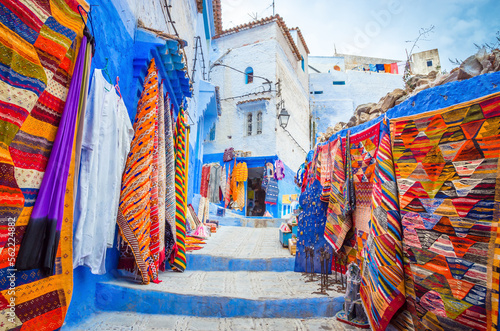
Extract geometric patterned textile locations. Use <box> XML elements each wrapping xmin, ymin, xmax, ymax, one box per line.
<box><xmin>171</xmin><ymin>107</ymin><xmax>188</xmax><ymax>272</ymax></box>
<box><xmin>392</xmin><ymin>93</ymin><xmax>500</xmax><ymax>331</ymax></box>
<box><xmin>163</xmin><ymin>93</ymin><xmax>176</xmax><ymax>259</ymax></box>
<box><xmin>116</xmin><ymin>59</ymin><xmax>159</xmax><ymax>285</ymax></box>
<box><xmin>324</xmin><ymin>137</ymin><xmax>350</xmax><ymax>251</ymax></box>
<box><xmin>294</xmin><ymin>179</ymin><xmax>333</xmax><ymax>273</ymax></box>
<box><xmin>0</xmin><ymin>0</ymin><xmax>87</xmax><ymax>329</ymax></box>
<box><xmin>358</xmin><ymin>119</ymin><xmax>406</xmax><ymax>331</ymax></box>
<box><xmin>157</xmin><ymin>83</ymin><xmax>167</xmax><ymax>267</ymax></box>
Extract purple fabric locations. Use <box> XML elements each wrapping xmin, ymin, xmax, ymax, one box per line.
<box><xmin>16</xmin><ymin>37</ymin><xmax>87</xmax><ymax>275</ymax></box>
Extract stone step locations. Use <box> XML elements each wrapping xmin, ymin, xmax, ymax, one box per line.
<box><xmin>95</xmin><ymin>271</ymin><xmax>344</xmax><ymax>319</ymax></box>
<box><xmin>187</xmin><ymin>226</ymin><xmax>294</xmax><ymax>272</ymax></box>
<box><xmin>64</xmin><ymin>311</ymin><xmax>361</xmax><ymax>331</ymax></box>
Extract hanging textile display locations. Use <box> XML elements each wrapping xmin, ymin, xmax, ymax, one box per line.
<box><xmin>232</xmin><ymin>162</ymin><xmax>247</xmax><ymax>211</ymax></box>
<box><xmin>72</xmin><ymin>69</ymin><xmax>133</xmax><ymax>275</ymax></box>
<box><xmin>220</xmin><ymin>164</ymin><xmax>227</xmax><ymax>200</ymax></box>
<box><xmin>324</xmin><ymin>137</ymin><xmax>350</xmax><ymax>251</ymax></box>
<box><xmin>116</xmin><ymin>59</ymin><xmax>159</xmax><ymax>284</ymax></box>
<box><xmin>225</xmin><ymin>168</ymin><xmax>231</xmax><ymax>208</ymax></box>
<box><xmin>294</xmin><ymin>179</ymin><xmax>333</xmax><ymax>273</ymax></box>
<box><xmin>0</xmin><ymin>1</ymin><xmax>89</xmax><ymax>328</ymax></box>
<box><xmin>200</xmin><ymin>164</ymin><xmax>210</xmax><ymax>198</ymax></box>
<box><xmin>171</xmin><ymin>107</ymin><xmax>189</xmax><ymax>272</ymax></box>
<box><xmin>392</xmin><ymin>93</ymin><xmax>500</xmax><ymax>331</ymax></box>
<box><xmin>164</xmin><ymin>93</ymin><xmax>176</xmax><ymax>260</ymax></box>
<box><xmin>16</xmin><ymin>36</ymin><xmax>87</xmax><ymax>274</ymax></box>
<box><xmin>209</xmin><ymin>163</ymin><xmax>222</xmax><ymax>204</ymax></box>
<box><xmin>265</xmin><ymin>178</ymin><xmax>279</xmax><ymax>205</ymax></box>
<box><xmin>157</xmin><ymin>83</ymin><xmax>167</xmax><ymax>266</ymax></box>
<box><xmin>274</xmin><ymin>159</ymin><xmax>285</xmax><ymax>180</ymax></box>
<box><xmin>359</xmin><ymin>120</ymin><xmax>406</xmax><ymax>331</ymax></box>
<box><xmin>149</xmin><ymin>84</ymin><xmax>161</xmax><ymax>276</ymax></box>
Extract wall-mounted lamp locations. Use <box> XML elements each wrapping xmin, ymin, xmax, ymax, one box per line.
<box><xmin>278</xmin><ymin>108</ymin><xmax>290</xmax><ymax>129</ymax></box>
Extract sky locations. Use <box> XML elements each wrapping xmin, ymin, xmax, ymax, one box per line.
<box><xmin>221</xmin><ymin>0</ymin><xmax>500</xmax><ymax>71</ymax></box>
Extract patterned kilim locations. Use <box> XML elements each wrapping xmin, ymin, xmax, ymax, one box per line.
<box><xmin>0</xmin><ymin>0</ymin><xmax>87</xmax><ymax>329</ymax></box>
<box><xmin>171</xmin><ymin>107</ymin><xmax>188</xmax><ymax>272</ymax></box>
<box><xmin>358</xmin><ymin>120</ymin><xmax>406</xmax><ymax>331</ymax></box>
<box><xmin>149</xmin><ymin>83</ymin><xmax>160</xmax><ymax>276</ymax></box>
<box><xmin>318</xmin><ymin>143</ymin><xmax>332</xmax><ymax>201</ymax></box>
<box><xmin>324</xmin><ymin>137</ymin><xmax>350</xmax><ymax>251</ymax></box>
<box><xmin>391</xmin><ymin>93</ymin><xmax>500</xmax><ymax>331</ymax></box>
<box><xmin>116</xmin><ymin>59</ymin><xmax>159</xmax><ymax>284</ymax></box>
<box><xmin>157</xmin><ymin>83</ymin><xmax>166</xmax><ymax>266</ymax></box>
<box><xmin>163</xmin><ymin>93</ymin><xmax>176</xmax><ymax>258</ymax></box>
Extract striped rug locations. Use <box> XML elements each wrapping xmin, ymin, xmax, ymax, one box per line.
<box><xmin>171</xmin><ymin>107</ymin><xmax>188</xmax><ymax>272</ymax></box>
<box><xmin>116</xmin><ymin>59</ymin><xmax>159</xmax><ymax>284</ymax></box>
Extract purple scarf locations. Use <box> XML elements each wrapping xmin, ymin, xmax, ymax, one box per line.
<box><xmin>16</xmin><ymin>37</ymin><xmax>87</xmax><ymax>275</ymax></box>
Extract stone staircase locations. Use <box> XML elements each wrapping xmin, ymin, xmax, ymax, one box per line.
<box><xmin>65</xmin><ymin>219</ymin><xmax>348</xmax><ymax>330</ymax></box>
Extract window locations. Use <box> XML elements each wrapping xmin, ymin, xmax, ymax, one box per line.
<box><xmin>247</xmin><ymin>113</ymin><xmax>253</xmax><ymax>136</ymax></box>
<box><xmin>332</xmin><ymin>81</ymin><xmax>346</xmax><ymax>85</ymax></box>
<box><xmin>301</xmin><ymin>56</ymin><xmax>305</xmax><ymax>71</ymax></box>
<box><xmin>209</xmin><ymin>122</ymin><xmax>216</xmax><ymax>141</ymax></box>
<box><xmin>257</xmin><ymin>111</ymin><xmax>263</xmax><ymax>135</ymax></box>
<box><xmin>245</xmin><ymin>67</ymin><xmax>253</xmax><ymax>84</ymax></box>
<box><xmin>427</xmin><ymin>60</ymin><xmax>433</xmax><ymax>67</ymax></box>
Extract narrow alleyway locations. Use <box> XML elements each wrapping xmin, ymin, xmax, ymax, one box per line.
<box><xmin>66</xmin><ymin>220</ymin><xmax>360</xmax><ymax>330</ymax></box>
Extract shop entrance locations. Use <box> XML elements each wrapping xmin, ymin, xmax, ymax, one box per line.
<box><xmin>246</xmin><ymin>167</ymin><xmax>266</xmax><ymax>216</ymax></box>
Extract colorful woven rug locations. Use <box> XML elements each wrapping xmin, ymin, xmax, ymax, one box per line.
<box><xmin>149</xmin><ymin>81</ymin><xmax>160</xmax><ymax>276</ymax></box>
<box><xmin>324</xmin><ymin>137</ymin><xmax>350</xmax><ymax>251</ymax></box>
<box><xmin>171</xmin><ymin>107</ymin><xmax>188</xmax><ymax>272</ymax></box>
<box><xmin>358</xmin><ymin>120</ymin><xmax>406</xmax><ymax>331</ymax></box>
<box><xmin>163</xmin><ymin>93</ymin><xmax>176</xmax><ymax>260</ymax></box>
<box><xmin>116</xmin><ymin>59</ymin><xmax>159</xmax><ymax>284</ymax></box>
<box><xmin>0</xmin><ymin>0</ymin><xmax>87</xmax><ymax>329</ymax></box>
<box><xmin>392</xmin><ymin>93</ymin><xmax>500</xmax><ymax>331</ymax></box>
<box><xmin>157</xmin><ymin>84</ymin><xmax>167</xmax><ymax>267</ymax></box>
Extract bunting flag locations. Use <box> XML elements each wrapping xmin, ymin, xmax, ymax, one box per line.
<box><xmin>116</xmin><ymin>59</ymin><xmax>159</xmax><ymax>284</ymax></box>
<box><xmin>171</xmin><ymin>107</ymin><xmax>188</xmax><ymax>272</ymax></box>
<box><xmin>392</xmin><ymin>93</ymin><xmax>500</xmax><ymax>331</ymax></box>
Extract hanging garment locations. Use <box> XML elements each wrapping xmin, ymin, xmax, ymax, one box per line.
<box><xmin>156</xmin><ymin>84</ymin><xmax>167</xmax><ymax>266</ymax></box>
<box><xmin>375</xmin><ymin>64</ymin><xmax>385</xmax><ymax>72</ymax></box>
<box><xmin>171</xmin><ymin>107</ymin><xmax>189</xmax><ymax>272</ymax></box>
<box><xmin>383</xmin><ymin>64</ymin><xmax>391</xmax><ymax>73</ymax></box>
<box><xmin>274</xmin><ymin>159</ymin><xmax>285</xmax><ymax>180</ymax></box>
<box><xmin>73</xmin><ymin>45</ymin><xmax>93</xmax><ymax>199</ymax></box>
<box><xmin>72</xmin><ymin>69</ymin><xmax>133</xmax><ymax>274</ymax></box>
<box><xmin>392</xmin><ymin>93</ymin><xmax>500</xmax><ymax>331</ymax></box>
<box><xmin>235</xmin><ymin>182</ymin><xmax>245</xmax><ymax>210</ymax></box>
<box><xmin>220</xmin><ymin>164</ymin><xmax>227</xmax><ymax>200</ymax></box>
<box><xmin>164</xmin><ymin>93</ymin><xmax>176</xmax><ymax>258</ymax></box>
<box><xmin>369</xmin><ymin>64</ymin><xmax>377</xmax><ymax>72</ymax></box>
<box><xmin>397</xmin><ymin>61</ymin><xmax>406</xmax><ymax>74</ymax></box>
<box><xmin>225</xmin><ymin>169</ymin><xmax>231</xmax><ymax>208</ymax></box>
<box><xmin>390</xmin><ymin>62</ymin><xmax>399</xmax><ymax>74</ymax></box>
<box><xmin>265</xmin><ymin>162</ymin><xmax>274</xmax><ymax>178</ymax></box>
<box><xmin>16</xmin><ymin>36</ymin><xmax>87</xmax><ymax>274</ymax></box>
<box><xmin>116</xmin><ymin>59</ymin><xmax>159</xmax><ymax>284</ymax></box>
<box><xmin>209</xmin><ymin>163</ymin><xmax>222</xmax><ymax>204</ymax></box>
<box><xmin>200</xmin><ymin>164</ymin><xmax>210</xmax><ymax>198</ymax></box>
<box><xmin>265</xmin><ymin>178</ymin><xmax>279</xmax><ymax>205</ymax></box>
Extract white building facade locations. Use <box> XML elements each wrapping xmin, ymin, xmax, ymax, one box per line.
<box><xmin>205</xmin><ymin>16</ymin><xmax>310</xmax><ymax>171</ymax></box>
<box><xmin>309</xmin><ymin>55</ymin><xmax>404</xmax><ymax>138</ymax></box>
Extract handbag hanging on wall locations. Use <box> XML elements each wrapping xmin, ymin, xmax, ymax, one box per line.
<box><xmin>223</xmin><ymin>147</ymin><xmax>234</xmax><ymax>162</ymax></box>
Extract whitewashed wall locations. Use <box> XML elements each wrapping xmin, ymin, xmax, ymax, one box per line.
<box><xmin>310</xmin><ymin>70</ymin><xmax>404</xmax><ymax>134</ymax></box>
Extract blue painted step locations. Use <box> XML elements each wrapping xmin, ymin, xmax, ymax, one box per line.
<box><xmin>95</xmin><ymin>272</ymin><xmax>344</xmax><ymax>319</ymax></box>
<box><xmin>186</xmin><ymin>254</ymin><xmax>294</xmax><ymax>272</ymax></box>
